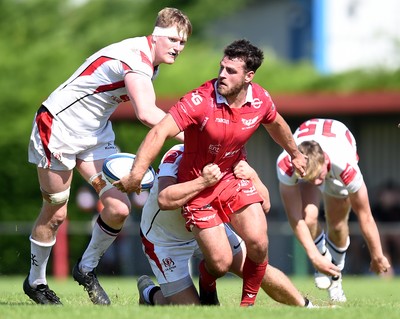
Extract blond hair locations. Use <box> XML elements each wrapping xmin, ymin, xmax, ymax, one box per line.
<box><xmin>298</xmin><ymin>140</ymin><xmax>325</xmax><ymax>182</ymax></box>
<box><xmin>155</xmin><ymin>7</ymin><xmax>192</xmax><ymax>38</ymax></box>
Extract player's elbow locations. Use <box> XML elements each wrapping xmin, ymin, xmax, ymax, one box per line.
<box><xmin>135</xmin><ymin>112</ymin><xmax>154</xmax><ymax>127</ymax></box>
<box><xmin>158</xmin><ymin>194</ymin><xmax>180</xmax><ymax>210</ymax></box>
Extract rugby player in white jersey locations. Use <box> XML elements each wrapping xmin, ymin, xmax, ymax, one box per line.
<box><xmin>137</xmin><ymin>144</ymin><xmax>313</xmax><ymax>307</ymax></box>
<box><xmin>276</xmin><ymin>118</ymin><xmax>391</xmax><ymax>302</ymax></box>
<box><xmin>24</xmin><ymin>7</ymin><xmax>191</xmax><ymax>305</ymax></box>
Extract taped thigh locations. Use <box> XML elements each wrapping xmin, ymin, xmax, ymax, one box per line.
<box><xmin>89</xmin><ymin>172</ymin><xmax>113</xmax><ymax>197</ymax></box>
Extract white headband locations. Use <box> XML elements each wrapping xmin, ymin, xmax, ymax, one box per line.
<box><xmin>152</xmin><ymin>26</ymin><xmax>187</xmax><ymax>40</ymax></box>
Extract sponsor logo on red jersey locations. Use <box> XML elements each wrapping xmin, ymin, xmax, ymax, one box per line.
<box><xmin>252</xmin><ymin>98</ymin><xmax>263</xmax><ymax>109</ymax></box>
<box><xmin>242</xmin><ymin>116</ymin><xmax>259</xmax><ymax>128</ymax></box>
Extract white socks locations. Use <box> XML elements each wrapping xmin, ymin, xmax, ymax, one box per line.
<box><xmin>29</xmin><ymin>236</ymin><xmax>56</xmax><ymax>287</ymax></box>
<box><xmin>79</xmin><ymin>217</ymin><xmax>120</xmax><ymax>274</ymax></box>
<box><xmin>314</xmin><ymin>231</ymin><xmax>328</xmax><ymax>255</ymax></box>
<box><xmin>326</xmin><ymin>236</ymin><xmax>350</xmax><ymax>271</ymax></box>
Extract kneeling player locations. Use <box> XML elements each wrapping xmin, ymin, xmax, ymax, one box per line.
<box><xmin>137</xmin><ymin>144</ymin><xmax>313</xmax><ymax>307</ymax></box>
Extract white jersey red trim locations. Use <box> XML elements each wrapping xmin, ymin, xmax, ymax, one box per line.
<box><xmin>43</xmin><ymin>36</ymin><xmax>158</xmax><ymax>135</ymax></box>
<box><xmin>276</xmin><ymin>118</ymin><xmax>363</xmax><ymax>194</ymax></box>
<box><xmin>140</xmin><ymin>144</ymin><xmax>194</xmax><ymax>244</ymax></box>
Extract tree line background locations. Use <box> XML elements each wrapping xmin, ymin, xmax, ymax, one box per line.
<box><xmin>0</xmin><ymin>0</ymin><xmax>399</xmax><ymax>274</ymax></box>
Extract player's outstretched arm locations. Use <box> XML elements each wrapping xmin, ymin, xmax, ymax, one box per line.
<box><xmin>115</xmin><ymin>114</ymin><xmax>180</xmax><ymax>193</ymax></box>
<box><xmin>263</xmin><ymin>114</ymin><xmax>307</xmax><ymax>177</ymax></box>
<box><xmin>279</xmin><ymin>182</ymin><xmax>340</xmax><ymax>277</ymax></box>
<box><xmin>349</xmin><ymin>182</ymin><xmax>391</xmax><ymax>274</ymax></box>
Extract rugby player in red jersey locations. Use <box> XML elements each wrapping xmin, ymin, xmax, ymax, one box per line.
<box><xmin>116</xmin><ymin>39</ymin><xmax>309</xmax><ymax>306</ymax></box>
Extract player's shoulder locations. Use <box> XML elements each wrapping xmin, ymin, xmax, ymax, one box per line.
<box><xmin>179</xmin><ymin>79</ymin><xmax>215</xmax><ymax>108</ymax></box>
<box><xmin>99</xmin><ymin>37</ymin><xmax>151</xmax><ymax>64</ymax></box>
<box><xmin>193</xmin><ymin>79</ymin><xmax>215</xmax><ymax>96</ymax></box>
<box><xmin>250</xmin><ymin>82</ymin><xmax>275</xmax><ymax>109</ymax></box>
<box><xmin>160</xmin><ymin>144</ymin><xmax>184</xmax><ymax>165</ymax></box>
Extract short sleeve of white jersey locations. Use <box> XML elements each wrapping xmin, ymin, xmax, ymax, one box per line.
<box><xmin>276</xmin><ymin>151</ymin><xmax>299</xmax><ymax>186</ymax></box>
<box><xmin>157</xmin><ymin>144</ymin><xmax>185</xmax><ymax>178</ymax></box>
<box><xmin>101</xmin><ymin>37</ymin><xmax>154</xmax><ymax>80</ymax></box>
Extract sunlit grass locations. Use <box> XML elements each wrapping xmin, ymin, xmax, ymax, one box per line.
<box><xmin>1</xmin><ymin>275</ymin><xmax>399</xmax><ymax>319</ymax></box>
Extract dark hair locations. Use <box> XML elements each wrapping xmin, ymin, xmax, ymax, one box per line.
<box><xmin>223</xmin><ymin>39</ymin><xmax>264</xmax><ymax>72</ymax></box>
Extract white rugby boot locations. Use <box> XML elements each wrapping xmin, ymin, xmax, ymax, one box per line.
<box><xmin>314</xmin><ymin>249</ymin><xmax>333</xmax><ymax>289</ymax></box>
<box><xmin>328</xmin><ymin>274</ymin><xmax>347</xmax><ymax>302</ymax></box>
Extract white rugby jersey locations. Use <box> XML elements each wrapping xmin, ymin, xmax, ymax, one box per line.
<box><xmin>43</xmin><ymin>36</ymin><xmax>159</xmax><ymax>135</ymax></box>
<box><xmin>140</xmin><ymin>144</ymin><xmax>195</xmax><ymax>245</ymax></box>
<box><xmin>276</xmin><ymin>118</ymin><xmax>363</xmax><ymax>194</ymax></box>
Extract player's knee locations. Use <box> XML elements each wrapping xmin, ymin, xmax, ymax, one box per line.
<box><xmin>103</xmin><ymin>199</ymin><xmax>131</xmax><ymax>222</ymax></box>
<box><xmin>246</xmin><ymin>240</ymin><xmax>268</xmax><ymax>263</ymax></box>
<box><xmin>208</xmin><ymin>256</ymin><xmax>232</xmax><ymax>277</ymax></box>
<box><xmin>41</xmin><ymin>187</ymin><xmax>70</xmax><ymax>205</ymax></box>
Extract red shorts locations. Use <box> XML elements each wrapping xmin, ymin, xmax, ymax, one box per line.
<box><xmin>182</xmin><ymin>178</ymin><xmax>263</xmax><ymax>230</ymax></box>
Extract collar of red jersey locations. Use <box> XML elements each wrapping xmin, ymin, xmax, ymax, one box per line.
<box><xmin>214</xmin><ymin>81</ymin><xmax>254</xmax><ymax>106</ymax></box>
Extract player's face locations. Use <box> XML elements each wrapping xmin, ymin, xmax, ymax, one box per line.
<box><xmin>154</xmin><ymin>36</ymin><xmax>186</xmax><ymax>65</ymax></box>
<box><xmin>217</xmin><ymin>57</ymin><xmax>249</xmax><ymax>98</ymax></box>
<box><xmin>309</xmin><ymin>162</ymin><xmax>328</xmax><ymax>186</ymax></box>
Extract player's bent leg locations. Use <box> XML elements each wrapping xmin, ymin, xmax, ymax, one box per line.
<box><xmin>24</xmin><ymin>168</ymin><xmax>72</xmax><ymax>305</ymax></box>
<box><xmin>162</xmin><ymin>277</ymin><xmax>201</xmax><ymax>305</ymax></box>
<box><xmin>194</xmin><ymin>225</ymin><xmax>233</xmax><ymax>276</ymax></box>
<box><xmin>263</xmin><ymin>265</ymin><xmax>311</xmax><ymax>307</ymax></box>
<box><xmin>98</xmin><ymin>187</ymin><xmax>131</xmax><ymax>228</ymax></box>
<box><xmin>230</xmin><ymin>204</ymin><xmax>268</xmax><ymax>306</ymax></box>
<box><xmin>137</xmin><ymin>275</ymin><xmax>201</xmax><ymax>305</ymax></box>
<box><xmin>72</xmin><ymin>189</ymin><xmax>130</xmax><ymax>305</ymax></box>
<box><xmin>229</xmin><ymin>244</ymin><xmax>312</xmax><ymax>308</ymax></box>
<box><xmin>324</xmin><ymin>195</ymin><xmax>351</xmax><ymax>302</ymax></box>
<box><xmin>193</xmin><ymin>226</ymin><xmax>231</xmax><ymax>306</ymax></box>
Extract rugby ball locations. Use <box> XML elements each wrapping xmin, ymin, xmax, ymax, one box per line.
<box><xmin>102</xmin><ymin>153</ymin><xmax>155</xmax><ymax>190</ymax></box>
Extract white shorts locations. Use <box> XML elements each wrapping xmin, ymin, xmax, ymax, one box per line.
<box><xmin>141</xmin><ymin>224</ymin><xmax>244</xmax><ymax>297</ymax></box>
<box><xmin>28</xmin><ymin>106</ymin><xmax>117</xmax><ymax>170</ymax></box>
<box><xmin>319</xmin><ymin>178</ymin><xmax>349</xmax><ymax>198</ymax></box>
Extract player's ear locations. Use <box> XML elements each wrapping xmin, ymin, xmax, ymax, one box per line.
<box><xmin>245</xmin><ymin>70</ymin><xmax>254</xmax><ymax>83</ymax></box>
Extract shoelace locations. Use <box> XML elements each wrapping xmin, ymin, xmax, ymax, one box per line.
<box><xmin>37</xmin><ymin>285</ymin><xmax>61</xmax><ymax>302</ymax></box>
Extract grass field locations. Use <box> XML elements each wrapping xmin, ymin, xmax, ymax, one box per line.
<box><xmin>0</xmin><ymin>275</ymin><xmax>399</xmax><ymax>319</ymax></box>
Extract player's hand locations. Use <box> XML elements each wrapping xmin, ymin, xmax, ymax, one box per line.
<box><xmin>291</xmin><ymin>152</ymin><xmax>308</xmax><ymax>178</ymax></box>
<box><xmin>311</xmin><ymin>253</ymin><xmax>341</xmax><ymax>277</ymax></box>
<box><xmin>370</xmin><ymin>255</ymin><xmax>391</xmax><ymax>275</ymax></box>
<box><xmin>201</xmin><ymin>163</ymin><xmax>223</xmax><ymax>187</ymax></box>
<box><xmin>113</xmin><ymin>173</ymin><xmax>142</xmax><ymax>194</ymax></box>
<box><xmin>233</xmin><ymin>160</ymin><xmax>256</xmax><ymax>180</ymax></box>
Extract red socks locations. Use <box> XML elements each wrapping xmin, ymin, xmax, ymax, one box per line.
<box><xmin>199</xmin><ymin>259</ymin><xmax>217</xmax><ymax>292</ymax></box>
<box><xmin>240</xmin><ymin>257</ymin><xmax>268</xmax><ymax>306</ymax></box>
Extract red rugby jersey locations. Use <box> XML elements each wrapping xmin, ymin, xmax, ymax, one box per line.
<box><xmin>168</xmin><ymin>78</ymin><xmax>277</xmax><ymax>205</ymax></box>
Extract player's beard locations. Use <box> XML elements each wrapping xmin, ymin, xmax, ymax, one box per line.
<box><xmin>217</xmin><ymin>80</ymin><xmax>244</xmax><ymax>99</ymax></box>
